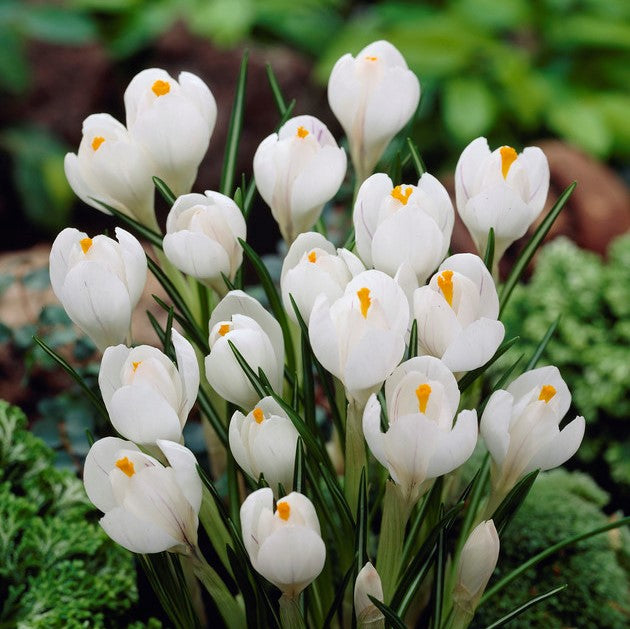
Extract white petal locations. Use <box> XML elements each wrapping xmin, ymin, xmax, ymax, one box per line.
<box><xmin>519</xmin><ymin>146</ymin><xmax>549</xmax><ymax>217</ymax></box>
<box><xmin>171</xmin><ymin>329</ymin><xmax>200</xmax><ymax>419</ymax></box>
<box><xmin>229</xmin><ymin>411</ymin><xmax>255</xmax><ymax>478</ymax></box>
<box><xmin>98</xmin><ymin>344</ymin><xmax>130</xmax><ymax>411</ymax></box>
<box><xmin>507</xmin><ymin>366</ymin><xmax>571</xmax><ymax>419</ymax></box>
<box><xmin>115</xmin><ymin>227</ymin><xmax>147</xmax><ymax>308</ymax></box>
<box><xmin>480</xmin><ymin>390</ymin><xmax>513</xmax><ymax>464</ymax></box>
<box><xmin>362</xmin><ymin>393</ymin><xmax>388</xmax><ymax>469</ymax></box>
<box><xmin>441</xmin><ymin>319</ymin><xmax>505</xmax><ymax>373</ymax></box>
<box><xmin>455</xmin><ymin>137</ymin><xmax>490</xmax><ymax>212</ymax></box>
<box><xmin>251</xmin><ymin>419</ymin><xmax>299</xmax><ymax>492</ymax></box>
<box><xmin>308</xmin><ymin>295</ymin><xmax>341</xmax><ymax>380</ymax></box>
<box><xmin>157</xmin><ymin>439</ymin><xmax>202</xmax><ymax>514</ymax></box>
<box><xmin>526</xmin><ymin>416</ymin><xmax>585</xmax><ymax>472</ymax></box>
<box><xmin>240</xmin><ymin>487</ymin><xmax>274</xmax><ymax>561</ymax></box>
<box><xmin>425</xmin><ymin>409</ymin><xmax>478</xmax><ymax>477</ymax></box>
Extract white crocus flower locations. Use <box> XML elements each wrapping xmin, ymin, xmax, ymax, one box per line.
<box><xmin>354</xmin><ymin>173</ymin><xmax>454</xmax><ymax>284</ymax></box>
<box><xmin>363</xmin><ymin>356</ymin><xmax>478</xmax><ymax>503</ymax></box>
<box><xmin>49</xmin><ymin>227</ymin><xmax>147</xmax><ymax>351</ymax></box>
<box><xmin>253</xmin><ymin>115</ymin><xmax>347</xmax><ymax>244</ymax></box>
<box><xmin>354</xmin><ymin>562</ymin><xmax>384</xmax><ymax>626</ymax></box>
<box><xmin>413</xmin><ymin>253</ymin><xmax>505</xmax><ymax>374</ymax></box>
<box><xmin>99</xmin><ymin>330</ymin><xmax>199</xmax><ymax>445</ymax></box>
<box><xmin>124</xmin><ymin>68</ymin><xmax>217</xmax><ymax>197</ymax></box>
<box><xmin>163</xmin><ymin>191</ymin><xmax>246</xmax><ymax>293</ymax></box>
<box><xmin>205</xmin><ymin>291</ymin><xmax>284</xmax><ymax>409</ymax></box>
<box><xmin>83</xmin><ymin>437</ymin><xmax>201</xmax><ymax>554</ymax></box>
<box><xmin>240</xmin><ymin>488</ymin><xmax>326</xmax><ymax>600</ymax></box>
<box><xmin>64</xmin><ymin>114</ymin><xmax>157</xmax><ymax>230</ymax></box>
<box><xmin>455</xmin><ymin>137</ymin><xmax>550</xmax><ymax>263</ymax></box>
<box><xmin>309</xmin><ymin>270</ymin><xmax>409</xmax><ymax>404</ymax></box>
<box><xmin>453</xmin><ymin>520</ymin><xmax>500</xmax><ymax>619</ymax></box>
<box><xmin>481</xmin><ymin>366</ymin><xmax>585</xmax><ymax>503</ymax></box>
<box><xmin>328</xmin><ymin>40</ymin><xmax>420</xmax><ymax>183</ymax></box>
<box><xmin>229</xmin><ymin>397</ymin><xmax>299</xmax><ymax>493</ymax></box>
<box><xmin>281</xmin><ymin>231</ymin><xmax>365</xmax><ymax>325</ymax></box>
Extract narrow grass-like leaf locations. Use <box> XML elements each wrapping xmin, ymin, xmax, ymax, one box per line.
<box><xmin>319</xmin><ymin>461</ymin><xmax>355</xmax><ymax>532</ymax></box>
<box><xmin>525</xmin><ymin>315</ymin><xmax>560</xmax><ymax>371</ymax></box>
<box><xmin>152</xmin><ymin>176</ymin><xmax>176</xmax><ymax>205</ymax></box>
<box><xmin>221</xmin><ymin>272</ymin><xmax>236</xmax><ymax>292</ymax></box>
<box><xmin>483</xmin><ymin>227</ymin><xmax>495</xmax><ymax>272</ymax></box>
<box><xmin>163</xmin><ymin>306</ymin><xmax>174</xmax><ymax>356</ymax></box>
<box><xmin>265</xmin><ymin>62</ymin><xmax>288</xmax><ymax>114</ymax></box>
<box><xmin>458</xmin><ymin>336</ymin><xmax>519</xmax><ymax>393</ymax></box>
<box><xmin>406</xmin><ymin>319</ymin><xmax>418</xmax><ymax>360</ymax></box>
<box><xmin>239</xmin><ymin>237</ymin><xmax>295</xmax><ymax>374</ymax></box>
<box><xmin>429</xmin><ymin>507</ymin><xmax>446</xmax><ymax>629</ymax></box>
<box><xmin>406</xmin><ymin>137</ymin><xmax>426</xmax><ymax>177</ymax></box>
<box><xmin>343</xmin><ymin>228</ymin><xmax>355</xmax><ymax>251</ymax></box>
<box><xmin>293</xmin><ymin>437</ymin><xmax>304</xmax><ymax>493</ymax></box>
<box><xmin>492</xmin><ymin>469</ymin><xmax>539</xmax><ymax>535</ymax></box>
<box><xmin>356</xmin><ymin>468</ymin><xmax>368</xmax><ymax>571</ymax></box>
<box><xmin>197</xmin><ymin>387</ymin><xmax>228</xmax><ymax>447</ymax></box>
<box><xmin>301</xmin><ymin>329</ymin><xmax>316</xmax><ymax>434</ymax></box>
<box><xmin>322</xmin><ymin>554</ymin><xmax>356</xmax><ymax>629</ymax></box>
<box><xmin>227</xmin><ymin>452</ymin><xmax>241</xmax><ymax>530</ymax></box>
<box><xmin>243</xmin><ymin>177</ymin><xmax>257</xmax><ymax>220</ymax></box>
<box><xmin>388</xmin><ymin>150</ymin><xmax>402</xmax><ymax>185</ymax></box>
<box><xmin>227</xmin><ymin>340</ymin><xmax>267</xmax><ymax>398</ymax></box>
<box><xmin>484</xmin><ymin>584</ymin><xmax>568</xmax><ymax>629</ymax></box>
<box><xmin>478</xmin><ymin>353</ymin><xmax>525</xmax><ymax>415</ymax></box>
<box><xmin>226</xmin><ymin>546</ymin><xmax>258</xmax><ymax>628</ymax></box>
<box><xmin>33</xmin><ymin>336</ymin><xmax>108</xmax><ymax>422</ymax></box>
<box><xmin>221</xmin><ymin>51</ymin><xmax>249</xmax><ymax>196</ymax></box>
<box><xmin>276</xmin><ymin>99</ymin><xmax>296</xmax><ymax>130</ymax></box>
<box><xmin>369</xmin><ymin>596</ymin><xmax>406</xmax><ymax>629</ymax></box>
<box><xmin>152</xmin><ymin>293</ymin><xmax>208</xmax><ymax>354</ymax></box>
<box><xmin>500</xmin><ymin>182</ymin><xmax>576</xmax><ymax>314</ymax></box>
<box><xmin>85</xmin><ymin>429</ymin><xmax>95</xmax><ymax>447</ymax></box>
<box><xmin>91</xmin><ymin>198</ymin><xmax>163</xmax><ymax>248</ymax></box>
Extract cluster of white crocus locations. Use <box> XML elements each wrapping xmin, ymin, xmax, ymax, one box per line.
<box><xmin>413</xmin><ymin>253</ymin><xmax>505</xmax><ymax>374</ymax></box>
<box><xmin>49</xmin><ymin>227</ymin><xmax>147</xmax><ymax>351</ymax></box>
<box><xmin>99</xmin><ymin>329</ymin><xmax>199</xmax><ymax>445</ymax></box>
<box><xmin>83</xmin><ymin>437</ymin><xmax>202</xmax><ymax>554</ymax></box>
<box><xmin>65</xmin><ymin>69</ymin><xmax>216</xmax><ymax>228</ymax></box>
<box><xmin>254</xmin><ymin>115</ymin><xmax>347</xmax><ymax>243</ymax></box>
<box><xmin>481</xmin><ymin>366</ymin><xmax>586</xmax><ymax>501</ymax></box>
<box><xmin>240</xmin><ymin>488</ymin><xmax>326</xmax><ymax>600</ymax></box>
<box><xmin>363</xmin><ymin>356</ymin><xmax>478</xmax><ymax>503</ymax></box>
<box><xmin>229</xmin><ymin>396</ymin><xmax>299</xmax><ymax>493</ymax></box>
<box><xmin>163</xmin><ymin>191</ymin><xmax>246</xmax><ymax>292</ymax></box>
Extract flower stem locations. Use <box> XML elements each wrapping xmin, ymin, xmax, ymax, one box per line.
<box><xmin>279</xmin><ymin>595</ymin><xmax>307</xmax><ymax>629</ymax></box>
<box><xmin>344</xmin><ymin>398</ymin><xmax>367</xmax><ymax>515</ymax></box>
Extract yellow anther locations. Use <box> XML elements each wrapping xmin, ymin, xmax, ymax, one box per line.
<box><xmin>91</xmin><ymin>136</ymin><xmax>105</xmax><ymax>151</ymax></box>
<box><xmin>115</xmin><ymin>456</ymin><xmax>135</xmax><ymax>477</ymax></box>
<box><xmin>390</xmin><ymin>185</ymin><xmax>413</xmax><ymax>205</ymax></box>
<box><xmin>416</xmin><ymin>383</ymin><xmax>432</xmax><ymax>414</ymax></box>
<box><xmin>132</xmin><ymin>361</ymin><xmax>141</xmax><ymax>372</ymax></box>
<box><xmin>277</xmin><ymin>501</ymin><xmax>290</xmax><ymax>521</ymax></box>
<box><xmin>308</xmin><ymin>250</ymin><xmax>317</xmax><ymax>263</ymax></box>
<box><xmin>296</xmin><ymin>126</ymin><xmax>309</xmax><ymax>138</ymax></box>
<box><xmin>252</xmin><ymin>407</ymin><xmax>264</xmax><ymax>424</ymax></box>
<box><xmin>357</xmin><ymin>287</ymin><xmax>371</xmax><ymax>318</ymax></box>
<box><xmin>152</xmin><ymin>79</ymin><xmax>170</xmax><ymax>97</ymax></box>
<box><xmin>500</xmin><ymin>145</ymin><xmax>518</xmax><ymax>179</ymax></box>
<box><xmin>80</xmin><ymin>237</ymin><xmax>93</xmax><ymax>254</ymax></box>
<box><xmin>538</xmin><ymin>384</ymin><xmax>557</xmax><ymax>403</ymax></box>
<box><xmin>365</xmin><ymin>56</ymin><xmax>378</xmax><ymax>61</ymax></box>
<box><xmin>437</xmin><ymin>270</ymin><xmax>454</xmax><ymax>307</ymax></box>
<box><xmin>218</xmin><ymin>324</ymin><xmax>231</xmax><ymax>336</ymax></box>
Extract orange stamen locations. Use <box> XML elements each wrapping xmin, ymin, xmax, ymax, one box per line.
<box><xmin>115</xmin><ymin>456</ymin><xmax>135</xmax><ymax>477</ymax></box>
<box><xmin>252</xmin><ymin>408</ymin><xmax>264</xmax><ymax>424</ymax></box>
<box><xmin>80</xmin><ymin>237</ymin><xmax>93</xmax><ymax>254</ymax></box>
<box><xmin>357</xmin><ymin>287</ymin><xmax>371</xmax><ymax>318</ymax></box>
<box><xmin>500</xmin><ymin>146</ymin><xmax>518</xmax><ymax>179</ymax></box>
<box><xmin>538</xmin><ymin>385</ymin><xmax>556</xmax><ymax>403</ymax></box>
<box><xmin>91</xmin><ymin>136</ymin><xmax>105</xmax><ymax>151</ymax></box>
<box><xmin>390</xmin><ymin>185</ymin><xmax>413</xmax><ymax>205</ymax></box>
<box><xmin>437</xmin><ymin>270</ymin><xmax>454</xmax><ymax>307</ymax></box>
<box><xmin>277</xmin><ymin>501</ymin><xmax>290</xmax><ymax>521</ymax></box>
<box><xmin>416</xmin><ymin>384</ymin><xmax>432</xmax><ymax>414</ymax></box>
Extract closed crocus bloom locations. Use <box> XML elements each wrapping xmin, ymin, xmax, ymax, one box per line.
<box><xmin>253</xmin><ymin>115</ymin><xmax>347</xmax><ymax>243</ymax></box>
<box><xmin>281</xmin><ymin>231</ymin><xmax>365</xmax><ymax>325</ymax></box>
<box><xmin>83</xmin><ymin>437</ymin><xmax>201</xmax><ymax>554</ymax></box>
<box><xmin>240</xmin><ymin>488</ymin><xmax>326</xmax><ymax>599</ymax></box>
<box><xmin>481</xmin><ymin>366</ymin><xmax>585</xmax><ymax>501</ymax></box>
<box><xmin>64</xmin><ymin>113</ymin><xmax>157</xmax><ymax>230</ymax></box>
<box><xmin>309</xmin><ymin>270</ymin><xmax>409</xmax><ymax>404</ymax></box>
<box><xmin>328</xmin><ymin>40</ymin><xmax>420</xmax><ymax>183</ymax></box>
<box><xmin>163</xmin><ymin>191</ymin><xmax>246</xmax><ymax>292</ymax></box>
<box><xmin>455</xmin><ymin>137</ymin><xmax>550</xmax><ymax>263</ymax></box>
<box><xmin>205</xmin><ymin>291</ymin><xmax>284</xmax><ymax>409</ymax></box>
<box><xmin>363</xmin><ymin>356</ymin><xmax>478</xmax><ymax>502</ymax></box>
<box><xmin>413</xmin><ymin>253</ymin><xmax>505</xmax><ymax>374</ymax></box>
<box><xmin>125</xmin><ymin>68</ymin><xmax>217</xmax><ymax>197</ymax></box>
<box><xmin>99</xmin><ymin>330</ymin><xmax>199</xmax><ymax>445</ymax></box>
<box><xmin>229</xmin><ymin>397</ymin><xmax>299</xmax><ymax>493</ymax></box>
<box><xmin>453</xmin><ymin>520</ymin><xmax>500</xmax><ymax>620</ymax></box>
<box><xmin>49</xmin><ymin>227</ymin><xmax>147</xmax><ymax>351</ymax></box>
<box><xmin>354</xmin><ymin>562</ymin><xmax>384</xmax><ymax>626</ymax></box>
<box><xmin>354</xmin><ymin>173</ymin><xmax>454</xmax><ymax>283</ymax></box>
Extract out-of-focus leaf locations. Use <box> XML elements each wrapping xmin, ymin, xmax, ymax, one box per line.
<box><xmin>186</xmin><ymin>0</ymin><xmax>255</xmax><ymax>46</ymax></box>
<box><xmin>21</xmin><ymin>7</ymin><xmax>97</xmax><ymax>44</ymax></box>
<box><xmin>0</xmin><ymin>28</ymin><xmax>29</xmax><ymax>93</ymax></box>
<box><xmin>443</xmin><ymin>77</ymin><xmax>497</xmax><ymax>141</ymax></box>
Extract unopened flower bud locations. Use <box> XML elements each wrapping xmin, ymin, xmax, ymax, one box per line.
<box><xmin>354</xmin><ymin>562</ymin><xmax>384</xmax><ymax>626</ymax></box>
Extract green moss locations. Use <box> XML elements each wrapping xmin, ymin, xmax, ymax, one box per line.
<box><xmin>473</xmin><ymin>470</ymin><xmax>630</xmax><ymax>628</ymax></box>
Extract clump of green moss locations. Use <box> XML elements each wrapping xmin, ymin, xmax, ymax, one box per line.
<box><xmin>473</xmin><ymin>470</ymin><xmax>630</xmax><ymax>628</ymax></box>
<box><xmin>0</xmin><ymin>400</ymin><xmax>153</xmax><ymax>628</ymax></box>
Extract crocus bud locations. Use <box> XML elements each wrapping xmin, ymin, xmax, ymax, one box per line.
<box><xmin>328</xmin><ymin>40</ymin><xmax>420</xmax><ymax>183</ymax></box>
<box><xmin>481</xmin><ymin>366</ymin><xmax>585</xmax><ymax>500</ymax></box>
<box><xmin>413</xmin><ymin>253</ymin><xmax>505</xmax><ymax>374</ymax></box>
<box><xmin>363</xmin><ymin>356</ymin><xmax>478</xmax><ymax>503</ymax></box>
<box><xmin>49</xmin><ymin>227</ymin><xmax>147</xmax><ymax>351</ymax></box>
<box><xmin>83</xmin><ymin>437</ymin><xmax>201</xmax><ymax>554</ymax></box>
<box><xmin>354</xmin><ymin>173</ymin><xmax>454</xmax><ymax>283</ymax></box>
<box><xmin>99</xmin><ymin>330</ymin><xmax>199</xmax><ymax>445</ymax></box>
<box><xmin>64</xmin><ymin>114</ymin><xmax>157</xmax><ymax>230</ymax></box>
<box><xmin>309</xmin><ymin>270</ymin><xmax>409</xmax><ymax>404</ymax></box>
<box><xmin>281</xmin><ymin>231</ymin><xmax>365</xmax><ymax>325</ymax></box>
<box><xmin>453</xmin><ymin>520</ymin><xmax>500</xmax><ymax>618</ymax></box>
<box><xmin>229</xmin><ymin>397</ymin><xmax>299</xmax><ymax>493</ymax></box>
<box><xmin>124</xmin><ymin>68</ymin><xmax>217</xmax><ymax>197</ymax></box>
<box><xmin>240</xmin><ymin>488</ymin><xmax>326</xmax><ymax>599</ymax></box>
<box><xmin>163</xmin><ymin>191</ymin><xmax>246</xmax><ymax>293</ymax></box>
<box><xmin>253</xmin><ymin>115</ymin><xmax>347</xmax><ymax>243</ymax></box>
<box><xmin>455</xmin><ymin>137</ymin><xmax>550</xmax><ymax>263</ymax></box>
<box><xmin>354</xmin><ymin>562</ymin><xmax>384</xmax><ymax>626</ymax></box>
<box><xmin>205</xmin><ymin>291</ymin><xmax>284</xmax><ymax>409</ymax></box>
